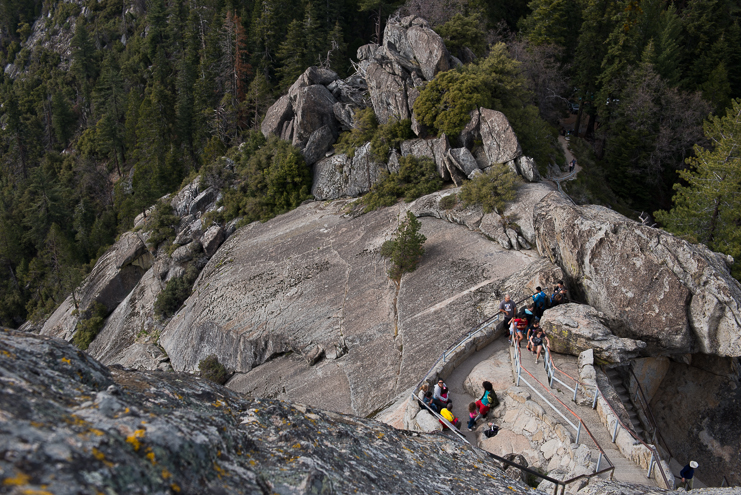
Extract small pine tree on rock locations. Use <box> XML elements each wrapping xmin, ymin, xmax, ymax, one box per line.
<box><xmin>381</xmin><ymin>211</ymin><xmax>426</xmax><ymax>282</ymax></box>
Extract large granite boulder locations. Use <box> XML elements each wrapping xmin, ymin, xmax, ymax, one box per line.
<box><xmin>365</xmin><ymin>60</ymin><xmax>411</xmax><ymax>125</ymax></box>
<box><xmin>260</xmin><ymin>94</ymin><xmax>294</xmax><ymax>138</ymax></box>
<box><xmin>400</xmin><ymin>135</ymin><xmax>451</xmax><ymax>180</ymax></box>
<box><xmin>501</xmin><ymin>182</ymin><xmax>555</xmax><ymax>245</ymax></box>
<box><xmin>160</xmin><ymin>197</ymin><xmax>537</xmax><ymax>417</ymax></box>
<box><xmin>0</xmin><ymin>328</ymin><xmax>540</xmax><ymax>495</ymax></box>
<box><xmin>40</xmin><ymin>231</ymin><xmax>154</xmax><ymax>341</ymax></box>
<box><xmin>311</xmin><ymin>143</ymin><xmax>390</xmax><ymax>200</ymax></box>
<box><xmin>290</xmin><ymin>84</ymin><xmax>339</xmax><ymax>148</ymax></box>
<box><xmin>405</xmin><ymin>23</ymin><xmax>450</xmax><ymax>81</ymax></box>
<box><xmin>540</xmin><ymin>304</ymin><xmax>647</xmax><ymax>364</ymax></box>
<box><xmin>533</xmin><ymin>192</ymin><xmax>741</xmax><ymax>357</ymax></box>
<box><xmin>479</xmin><ymin>108</ymin><xmax>522</xmax><ymax>165</ymax></box>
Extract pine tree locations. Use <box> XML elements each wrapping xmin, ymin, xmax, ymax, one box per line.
<box><xmin>380</xmin><ymin>211</ymin><xmax>427</xmax><ymax>282</ymax></box>
<box><xmin>51</xmin><ymin>92</ymin><xmax>75</xmax><ymax>147</ymax></box>
<box><xmin>519</xmin><ymin>0</ymin><xmax>582</xmax><ymax>57</ymax></box>
<box><xmin>276</xmin><ymin>19</ymin><xmax>306</xmax><ymax>89</ymax></box>
<box><xmin>655</xmin><ymin>99</ymin><xmax>741</xmax><ymax>279</ymax></box>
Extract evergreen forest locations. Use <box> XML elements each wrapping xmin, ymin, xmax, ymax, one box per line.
<box><xmin>1</xmin><ymin>0</ymin><xmax>740</xmax><ymax>327</ymax></box>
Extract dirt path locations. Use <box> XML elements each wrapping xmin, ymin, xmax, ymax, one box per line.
<box><xmin>555</xmin><ymin>136</ymin><xmax>582</xmax><ymax>179</ymax></box>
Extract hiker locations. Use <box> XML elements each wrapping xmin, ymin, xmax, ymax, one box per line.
<box><xmin>569</xmin><ymin>159</ymin><xmax>576</xmax><ymax>172</ymax></box>
<box><xmin>422</xmin><ymin>391</ymin><xmax>438</xmax><ymax>412</ymax></box>
<box><xmin>433</xmin><ymin>379</ymin><xmax>448</xmax><ymax>410</ymax></box>
<box><xmin>532</xmin><ymin>287</ymin><xmax>547</xmax><ymax>318</ymax></box>
<box><xmin>526</xmin><ymin>318</ymin><xmax>541</xmax><ymax>353</ymax></box>
<box><xmin>499</xmin><ymin>294</ymin><xmax>517</xmax><ymax>329</ymax></box>
<box><xmin>679</xmin><ymin>461</ymin><xmax>698</xmax><ymax>491</ymax></box>
<box><xmin>551</xmin><ymin>280</ymin><xmax>568</xmax><ymax>306</ymax></box>
<box><xmin>514</xmin><ymin>316</ymin><xmax>528</xmax><ymax>348</ymax></box>
<box><xmin>529</xmin><ymin>327</ymin><xmax>550</xmax><ymax>365</ymax></box>
<box><xmin>418</xmin><ymin>383</ymin><xmax>429</xmax><ymax>401</ymax></box>
<box><xmin>467</xmin><ymin>402</ymin><xmax>478</xmax><ymax>430</ymax></box>
<box><xmin>440</xmin><ymin>403</ymin><xmax>460</xmax><ymax>429</ymax></box>
<box><xmin>473</xmin><ymin>381</ymin><xmax>498</xmax><ymax>426</ymax></box>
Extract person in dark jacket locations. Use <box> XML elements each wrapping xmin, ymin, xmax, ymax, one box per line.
<box><xmin>679</xmin><ymin>461</ymin><xmax>698</xmax><ymax>490</ymax></box>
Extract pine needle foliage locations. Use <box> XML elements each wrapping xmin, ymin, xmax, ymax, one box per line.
<box><xmin>381</xmin><ymin>211</ymin><xmax>426</xmax><ymax>281</ymax></box>
<box><xmin>459</xmin><ymin>163</ymin><xmax>522</xmax><ymax>213</ymax></box>
<box><xmin>334</xmin><ymin>108</ymin><xmax>413</xmax><ymax>161</ymax></box>
<box><xmin>655</xmin><ymin>99</ymin><xmax>741</xmax><ymax>280</ymax></box>
<box><xmin>72</xmin><ymin>302</ymin><xmax>109</xmax><ymax>350</ymax></box>
<box><xmin>143</xmin><ymin>200</ymin><xmax>180</xmax><ymax>249</ymax></box>
<box><xmin>154</xmin><ymin>263</ymin><xmax>201</xmax><ymax>318</ymax></box>
<box><xmin>358</xmin><ymin>156</ymin><xmax>443</xmax><ymax>212</ymax></box>
<box><xmin>198</xmin><ymin>354</ymin><xmax>228</xmax><ymax>384</ymax></box>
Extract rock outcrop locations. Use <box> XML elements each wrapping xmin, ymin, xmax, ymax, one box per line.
<box><xmin>541</xmin><ymin>304</ymin><xmax>646</xmax><ymax>364</ymax></box>
<box><xmin>0</xmin><ymin>328</ymin><xmax>540</xmax><ymax>495</ymax></box>
<box><xmin>311</xmin><ymin>143</ymin><xmax>391</xmax><ymax>200</ymax></box>
<box><xmin>159</xmin><ymin>198</ymin><xmax>537</xmax><ymax>417</ymax></box>
<box><xmin>533</xmin><ymin>192</ymin><xmax>741</xmax><ymax>357</ymax></box>
<box><xmin>40</xmin><ymin>231</ymin><xmax>153</xmax><ymax>341</ymax></box>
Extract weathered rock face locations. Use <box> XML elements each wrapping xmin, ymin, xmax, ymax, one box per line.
<box><xmin>479</xmin><ymin>108</ymin><xmax>522</xmax><ymax>165</ymax></box>
<box><xmin>160</xmin><ymin>199</ymin><xmax>536</xmax><ymax>417</ymax></box>
<box><xmin>311</xmin><ymin>143</ymin><xmax>391</xmax><ymax>200</ymax></box>
<box><xmin>400</xmin><ymin>134</ymin><xmax>452</xmax><ymax>180</ymax></box>
<box><xmin>533</xmin><ymin>192</ymin><xmax>741</xmax><ymax>357</ymax></box>
<box><xmin>260</xmin><ymin>94</ymin><xmax>294</xmax><ymax>141</ymax></box>
<box><xmin>290</xmin><ymin>84</ymin><xmax>339</xmax><ymax>148</ymax></box>
<box><xmin>649</xmin><ymin>354</ymin><xmax>741</xmax><ymax>487</ymax></box>
<box><xmin>540</xmin><ymin>304</ymin><xmax>647</xmax><ymax>364</ymax></box>
<box><xmin>86</xmin><ymin>264</ymin><xmax>165</xmax><ymax>369</ymax></box>
<box><xmin>40</xmin><ymin>231</ymin><xmax>153</xmax><ymax>341</ymax></box>
<box><xmin>0</xmin><ymin>329</ymin><xmax>541</xmax><ymax>495</ymax></box>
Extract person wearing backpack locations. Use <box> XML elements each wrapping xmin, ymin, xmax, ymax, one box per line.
<box><xmin>532</xmin><ymin>287</ymin><xmax>547</xmax><ymax>317</ymax></box>
<box><xmin>551</xmin><ymin>280</ymin><xmax>568</xmax><ymax>306</ymax></box>
<box><xmin>473</xmin><ymin>381</ymin><xmax>499</xmax><ymax>427</ymax></box>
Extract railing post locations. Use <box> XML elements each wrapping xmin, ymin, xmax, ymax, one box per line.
<box><xmin>647</xmin><ymin>451</ymin><xmax>655</xmax><ymax>479</ymax></box>
<box><xmin>596</xmin><ymin>453</ymin><xmax>602</xmax><ymax>472</ymax></box>
<box><xmin>612</xmin><ymin>420</ymin><xmax>619</xmax><ymax>443</ymax></box>
<box><xmin>576</xmin><ymin>421</ymin><xmax>582</xmax><ymax>444</ymax></box>
<box><xmin>443</xmin><ymin>351</ymin><xmax>446</xmax><ymax>363</ymax></box>
<box><xmin>592</xmin><ymin>389</ymin><xmax>599</xmax><ymax>409</ymax></box>
<box><xmin>573</xmin><ymin>382</ymin><xmax>579</xmax><ymax>402</ymax></box>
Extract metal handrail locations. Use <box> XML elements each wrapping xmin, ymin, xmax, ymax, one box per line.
<box><xmin>542</xmin><ymin>351</ymin><xmax>672</xmax><ymax>489</ymax></box>
<box><xmin>625</xmin><ymin>366</ymin><xmax>674</xmax><ymax>459</ymax></box>
<box><xmin>514</xmin><ymin>345</ymin><xmax>614</xmax><ymax>473</ymax></box>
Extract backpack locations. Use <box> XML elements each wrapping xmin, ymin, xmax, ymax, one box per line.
<box><xmin>484</xmin><ymin>424</ymin><xmax>500</xmax><ymax>438</ymax></box>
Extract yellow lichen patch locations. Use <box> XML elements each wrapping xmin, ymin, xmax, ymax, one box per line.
<box><xmin>146</xmin><ymin>452</ymin><xmax>156</xmax><ymax>464</ymax></box>
<box><xmin>20</xmin><ymin>489</ymin><xmax>53</xmax><ymax>495</ymax></box>
<box><xmin>161</xmin><ymin>469</ymin><xmax>172</xmax><ymax>480</ymax></box>
<box><xmin>212</xmin><ymin>400</ymin><xmax>223</xmax><ymax>408</ymax></box>
<box><xmin>89</xmin><ymin>429</ymin><xmax>105</xmax><ymax>436</ymax></box>
<box><xmin>213</xmin><ymin>463</ymin><xmax>226</xmax><ymax>477</ymax></box>
<box><xmin>61</xmin><ymin>357</ymin><xmax>71</xmax><ymax>365</ymax></box>
<box><xmin>1</xmin><ymin>349</ymin><xmax>14</xmax><ymax>358</ymax></box>
<box><xmin>376</xmin><ymin>433</ymin><xmax>384</xmax><ymax>439</ymax></box>
<box><xmin>3</xmin><ymin>472</ymin><xmax>30</xmax><ymax>485</ymax></box>
<box><xmin>292</xmin><ymin>443</ymin><xmax>301</xmax><ymax>449</ymax></box>
<box><xmin>30</xmin><ymin>421</ymin><xmax>44</xmax><ymax>428</ymax></box>
<box><xmin>170</xmin><ymin>483</ymin><xmax>181</xmax><ymax>492</ymax></box>
<box><xmin>92</xmin><ymin>448</ymin><xmax>106</xmax><ymax>461</ymax></box>
<box><xmin>249</xmin><ymin>460</ymin><xmax>256</xmax><ymax>466</ymax></box>
<box><xmin>126</xmin><ymin>429</ymin><xmax>146</xmax><ymax>451</ymax></box>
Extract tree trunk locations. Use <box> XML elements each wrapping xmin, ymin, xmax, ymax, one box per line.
<box><xmin>586</xmin><ymin>112</ymin><xmax>596</xmax><ymax>139</ymax></box>
<box><xmin>574</xmin><ymin>103</ymin><xmax>584</xmax><ymax>137</ymax></box>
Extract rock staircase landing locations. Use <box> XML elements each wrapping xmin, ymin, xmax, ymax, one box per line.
<box><xmin>510</xmin><ymin>344</ymin><xmax>659</xmax><ymax>487</ymax></box>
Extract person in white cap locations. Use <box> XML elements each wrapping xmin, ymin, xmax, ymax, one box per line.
<box><xmin>679</xmin><ymin>461</ymin><xmax>698</xmax><ymax>490</ymax></box>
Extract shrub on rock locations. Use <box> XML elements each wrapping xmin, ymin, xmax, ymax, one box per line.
<box><xmin>72</xmin><ymin>302</ymin><xmax>109</xmax><ymax>350</ymax></box>
<box><xmin>381</xmin><ymin>211</ymin><xmax>426</xmax><ymax>281</ymax></box>
<box><xmin>460</xmin><ymin>163</ymin><xmax>521</xmax><ymax>213</ymax></box>
<box><xmin>359</xmin><ymin>156</ymin><xmax>443</xmax><ymax>211</ymax></box>
<box><xmin>198</xmin><ymin>354</ymin><xmax>228</xmax><ymax>384</ymax></box>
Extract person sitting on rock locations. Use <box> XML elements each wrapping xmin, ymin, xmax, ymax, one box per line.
<box><xmin>467</xmin><ymin>402</ymin><xmax>479</xmax><ymax>431</ymax></box>
<box><xmin>474</xmin><ymin>381</ymin><xmax>498</xmax><ymax>423</ymax></box>
<box><xmin>532</xmin><ymin>287</ymin><xmax>547</xmax><ymax>317</ymax></box>
<box><xmin>526</xmin><ymin>318</ymin><xmax>541</xmax><ymax>354</ymax></box>
<box><xmin>418</xmin><ymin>383</ymin><xmax>430</xmax><ymax>402</ymax></box>
<box><xmin>440</xmin><ymin>403</ymin><xmax>460</xmax><ymax>429</ymax></box>
<box><xmin>433</xmin><ymin>380</ymin><xmax>449</xmax><ymax>410</ymax></box>
<box><xmin>551</xmin><ymin>280</ymin><xmax>568</xmax><ymax>306</ymax></box>
<box><xmin>529</xmin><ymin>327</ymin><xmax>550</xmax><ymax>365</ymax></box>
<box><xmin>422</xmin><ymin>391</ymin><xmax>438</xmax><ymax>413</ymax></box>
<box><xmin>499</xmin><ymin>293</ymin><xmax>517</xmax><ymax>330</ymax></box>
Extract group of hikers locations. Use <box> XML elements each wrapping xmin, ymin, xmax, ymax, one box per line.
<box><xmin>415</xmin><ymin>281</ymin><xmax>569</xmax><ymax>432</ymax></box>
<box><xmin>499</xmin><ymin>282</ymin><xmax>568</xmax><ymax>364</ymax></box>
<box><xmin>417</xmin><ymin>378</ymin><xmax>498</xmax><ymax>432</ymax></box>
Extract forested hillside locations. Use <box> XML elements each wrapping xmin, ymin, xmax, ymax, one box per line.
<box><xmin>0</xmin><ymin>0</ymin><xmax>740</xmax><ymax>328</ymax></box>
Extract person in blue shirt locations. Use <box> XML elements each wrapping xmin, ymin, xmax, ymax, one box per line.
<box><xmin>679</xmin><ymin>461</ymin><xmax>698</xmax><ymax>490</ymax></box>
<box><xmin>532</xmin><ymin>286</ymin><xmax>547</xmax><ymax>317</ymax></box>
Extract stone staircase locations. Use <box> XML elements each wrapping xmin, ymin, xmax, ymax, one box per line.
<box><xmin>603</xmin><ymin>367</ymin><xmax>646</xmax><ymax>441</ymax></box>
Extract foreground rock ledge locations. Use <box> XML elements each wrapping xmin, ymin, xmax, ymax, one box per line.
<box><xmin>0</xmin><ymin>329</ymin><xmax>535</xmax><ymax>495</ymax></box>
